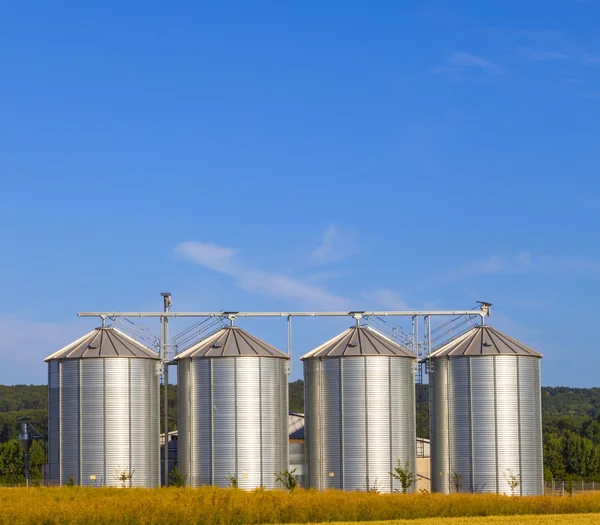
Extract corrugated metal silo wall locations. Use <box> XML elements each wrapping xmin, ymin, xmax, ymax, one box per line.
<box><xmin>304</xmin><ymin>356</ymin><xmax>416</xmax><ymax>493</ymax></box>
<box><xmin>47</xmin><ymin>358</ymin><xmax>160</xmax><ymax>487</ymax></box>
<box><xmin>177</xmin><ymin>357</ymin><xmax>289</xmax><ymax>489</ymax></box>
<box><xmin>48</xmin><ymin>361</ymin><xmax>60</xmax><ymax>483</ymax></box>
<box><xmin>430</xmin><ymin>355</ymin><xmax>543</xmax><ymax>495</ymax></box>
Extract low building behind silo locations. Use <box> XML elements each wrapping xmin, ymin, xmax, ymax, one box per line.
<box><xmin>45</xmin><ymin>327</ymin><xmax>161</xmax><ymax>487</ymax></box>
<box><xmin>302</xmin><ymin>325</ymin><xmax>417</xmax><ymax>493</ymax></box>
<box><xmin>429</xmin><ymin>325</ymin><xmax>543</xmax><ymax>495</ymax></box>
<box><xmin>175</xmin><ymin>326</ymin><xmax>290</xmax><ymax>489</ymax></box>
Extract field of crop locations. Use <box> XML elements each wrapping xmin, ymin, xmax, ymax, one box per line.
<box><xmin>1</xmin><ymin>488</ymin><xmax>600</xmax><ymax>525</ymax></box>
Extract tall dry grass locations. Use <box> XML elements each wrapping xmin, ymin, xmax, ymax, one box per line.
<box><xmin>319</xmin><ymin>516</ymin><xmax>600</xmax><ymax>525</ymax></box>
<box><xmin>1</xmin><ymin>487</ymin><xmax>600</xmax><ymax>525</ymax></box>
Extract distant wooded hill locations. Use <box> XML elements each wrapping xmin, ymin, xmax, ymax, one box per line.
<box><xmin>2</xmin><ymin>382</ymin><xmax>600</xmax><ymax>480</ymax></box>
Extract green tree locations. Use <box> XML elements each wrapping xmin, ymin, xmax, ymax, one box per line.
<box><xmin>0</xmin><ymin>440</ymin><xmax>25</xmax><ymax>484</ymax></box>
<box><xmin>28</xmin><ymin>440</ymin><xmax>45</xmax><ymax>481</ymax></box>
<box><xmin>390</xmin><ymin>459</ymin><xmax>416</xmax><ymax>494</ymax></box>
<box><xmin>544</xmin><ymin>434</ymin><xmax>566</xmax><ymax>479</ymax></box>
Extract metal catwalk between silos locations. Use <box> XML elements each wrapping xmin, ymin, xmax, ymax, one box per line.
<box><xmin>45</xmin><ymin>327</ymin><xmax>161</xmax><ymax>487</ymax></box>
<box><xmin>428</xmin><ymin>325</ymin><xmax>543</xmax><ymax>495</ymax></box>
<box><xmin>175</xmin><ymin>325</ymin><xmax>290</xmax><ymax>489</ymax></box>
<box><xmin>302</xmin><ymin>324</ymin><xmax>417</xmax><ymax>493</ymax></box>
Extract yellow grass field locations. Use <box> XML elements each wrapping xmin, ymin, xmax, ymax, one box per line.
<box><xmin>316</xmin><ymin>517</ymin><xmax>600</xmax><ymax>524</ymax></box>
<box><xmin>1</xmin><ymin>487</ymin><xmax>600</xmax><ymax>525</ymax></box>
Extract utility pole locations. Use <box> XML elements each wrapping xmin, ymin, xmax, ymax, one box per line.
<box><xmin>19</xmin><ymin>418</ymin><xmax>32</xmax><ymax>487</ymax></box>
<box><xmin>161</xmin><ymin>292</ymin><xmax>172</xmax><ymax>486</ymax></box>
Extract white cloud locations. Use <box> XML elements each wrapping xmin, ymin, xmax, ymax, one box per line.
<box><xmin>443</xmin><ymin>252</ymin><xmax>600</xmax><ymax>281</ymax></box>
<box><xmin>435</xmin><ymin>51</ymin><xmax>494</xmax><ymax>73</ymax></box>
<box><xmin>449</xmin><ymin>51</ymin><xmax>493</xmax><ymax>68</ymax></box>
<box><xmin>362</xmin><ymin>288</ymin><xmax>410</xmax><ymax>310</ymax></box>
<box><xmin>175</xmin><ymin>241</ymin><xmax>351</xmax><ymax>309</ymax></box>
<box><xmin>521</xmin><ymin>49</ymin><xmax>569</xmax><ymax>61</ymax></box>
<box><xmin>174</xmin><ymin>241</ymin><xmax>238</xmax><ymax>272</ymax></box>
<box><xmin>311</xmin><ymin>225</ymin><xmax>357</xmax><ymax>265</ymax></box>
<box><xmin>0</xmin><ymin>317</ymin><xmax>96</xmax><ymax>385</ymax></box>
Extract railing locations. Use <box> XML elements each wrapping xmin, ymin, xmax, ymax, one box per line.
<box><xmin>545</xmin><ymin>480</ymin><xmax>599</xmax><ymax>495</ymax></box>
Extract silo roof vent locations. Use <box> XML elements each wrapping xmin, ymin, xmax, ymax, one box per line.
<box><xmin>175</xmin><ymin>326</ymin><xmax>289</xmax><ymax>359</ymax></box>
<box><xmin>429</xmin><ymin>325</ymin><xmax>542</xmax><ymax>358</ymax></box>
<box><xmin>301</xmin><ymin>325</ymin><xmax>415</xmax><ymax>360</ymax></box>
<box><xmin>44</xmin><ymin>327</ymin><xmax>160</xmax><ymax>361</ymax></box>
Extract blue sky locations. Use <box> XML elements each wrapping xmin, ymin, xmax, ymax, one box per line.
<box><xmin>1</xmin><ymin>1</ymin><xmax>599</xmax><ymax>387</ymax></box>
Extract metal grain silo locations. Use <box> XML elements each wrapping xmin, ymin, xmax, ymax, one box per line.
<box><xmin>302</xmin><ymin>325</ymin><xmax>417</xmax><ymax>493</ymax></box>
<box><xmin>45</xmin><ymin>327</ymin><xmax>161</xmax><ymax>487</ymax></box>
<box><xmin>429</xmin><ymin>325</ymin><xmax>543</xmax><ymax>495</ymax></box>
<box><xmin>176</xmin><ymin>326</ymin><xmax>290</xmax><ymax>489</ymax></box>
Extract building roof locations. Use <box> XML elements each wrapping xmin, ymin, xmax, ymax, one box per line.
<box><xmin>429</xmin><ymin>325</ymin><xmax>542</xmax><ymax>358</ymax></box>
<box><xmin>175</xmin><ymin>326</ymin><xmax>290</xmax><ymax>359</ymax></box>
<box><xmin>44</xmin><ymin>327</ymin><xmax>160</xmax><ymax>361</ymax></box>
<box><xmin>288</xmin><ymin>412</ymin><xmax>305</xmax><ymax>439</ymax></box>
<box><xmin>301</xmin><ymin>325</ymin><xmax>415</xmax><ymax>360</ymax></box>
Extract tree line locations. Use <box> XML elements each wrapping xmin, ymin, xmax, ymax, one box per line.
<box><xmin>2</xmin><ymin>383</ymin><xmax>600</xmax><ymax>483</ymax></box>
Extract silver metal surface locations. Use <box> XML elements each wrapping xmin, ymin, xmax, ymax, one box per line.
<box><xmin>301</xmin><ymin>325</ymin><xmax>415</xmax><ymax>359</ymax></box>
<box><xmin>162</xmin><ymin>298</ymin><xmax>170</xmax><ymax>487</ymax></box>
<box><xmin>429</xmin><ymin>326</ymin><xmax>542</xmax><ymax>357</ymax></box>
<box><xmin>304</xmin><ymin>347</ymin><xmax>416</xmax><ymax>493</ymax></box>
<box><xmin>45</xmin><ymin>327</ymin><xmax>160</xmax><ymax>360</ymax></box>
<box><xmin>430</xmin><ymin>354</ymin><xmax>543</xmax><ymax>495</ymax></box>
<box><xmin>79</xmin><ymin>309</ymin><xmax>490</xmax><ymax>319</ymax></box>
<box><xmin>46</xmin><ymin>352</ymin><xmax>160</xmax><ymax>487</ymax></box>
<box><xmin>48</xmin><ymin>360</ymin><xmax>60</xmax><ymax>483</ymax></box>
<box><xmin>177</xmin><ymin>326</ymin><xmax>290</xmax><ymax>358</ymax></box>
<box><xmin>178</xmin><ymin>355</ymin><xmax>289</xmax><ymax>489</ymax></box>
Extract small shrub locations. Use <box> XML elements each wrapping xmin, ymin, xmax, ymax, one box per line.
<box><xmin>115</xmin><ymin>467</ymin><xmax>135</xmax><ymax>488</ymax></box>
<box><xmin>225</xmin><ymin>472</ymin><xmax>238</xmax><ymax>488</ymax></box>
<box><xmin>274</xmin><ymin>469</ymin><xmax>299</xmax><ymax>492</ymax></box>
<box><xmin>566</xmin><ymin>476</ymin><xmax>575</xmax><ymax>495</ymax></box>
<box><xmin>169</xmin><ymin>465</ymin><xmax>186</xmax><ymax>487</ymax></box>
<box><xmin>390</xmin><ymin>459</ymin><xmax>415</xmax><ymax>494</ymax></box>
<box><xmin>451</xmin><ymin>471</ymin><xmax>462</xmax><ymax>493</ymax></box>
<box><xmin>366</xmin><ymin>479</ymin><xmax>380</xmax><ymax>493</ymax></box>
<box><xmin>504</xmin><ymin>469</ymin><xmax>520</xmax><ymax>496</ymax></box>
<box><xmin>66</xmin><ymin>475</ymin><xmax>75</xmax><ymax>487</ymax></box>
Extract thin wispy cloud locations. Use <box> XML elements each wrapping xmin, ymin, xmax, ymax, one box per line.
<box><xmin>442</xmin><ymin>252</ymin><xmax>600</xmax><ymax>281</ymax></box>
<box><xmin>521</xmin><ymin>49</ymin><xmax>569</xmax><ymax>61</ymax></box>
<box><xmin>362</xmin><ymin>288</ymin><xmax>410</xmax><ymax>310</ymax></box>
<box><xmin>435</xmin><ymin>51</ymin><xmax>494</xmax><ymax>74</ymax></box>
<box><xmin>311</xmin><ymin>224</ymin><xmax>357</xmax><ymax>265</ymax></box>
<box><xmin>488</xmin><ymin>27</ymin><xmax>599</xmax><ymax>68</ymax></box>
<box><xmin>0</xmin><ymin>317</ymin><xmax>95</xmax><ymax>384</ymax></box>
<box><xmin>175</xmin><ymin>241</ymin><xmax>352</xmax><ymax>309</ymax></box>
<box><xmin>450</xmin><ymin>51</ymin><xmax>493</xmax><ymax>68</ymax></box>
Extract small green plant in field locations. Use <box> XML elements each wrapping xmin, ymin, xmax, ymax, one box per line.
<box><xmin>225</xmin><ymin>472</ymin><xmax>238</xmax><ymax>488</ymax></box>
<box><xmin>169</xmin><ymin>465</ymin><xmax>186</xmax><ymax>487</ymax></box>
<box><xmin>566</xmin><ymin>476</ymin><xmax>575</xmax><ymax>495</ymax></box>
<box><xmin>366</xmin><ymin>479</ymin><xmax>381</xmax><ymax>493</ymax></box>
<box><xmin>451</xmin><ymin>471</ymin><xmax>462</xmax><ymax>493</ymax></box>
<box><xmin>115</xmin><ymin>467</ymin><xmax>135</xmax><ymax>488</ymax></box>
<box><xmin>66</xmin><ymin>475</ymin><xmax>75</xmax><ymax>487</ymax></box>
<box><xmin>275</xmin><ymin>469</ymin><xmax>299</xmax><ymax>492</ymax></box>
<box><xmin>504</xmin><ymin>469</ymin><xmax>520</xmax><ymax>496</ymax></box>
<box><xmin>390</xmin><ymin>459</ymin><xmax>415</xmax><ymax>493</ymax></box>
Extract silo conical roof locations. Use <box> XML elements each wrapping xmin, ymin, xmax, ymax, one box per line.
<box><xmin>301</xmin><ymin>325</ymin><xmax>415</xmax><ymax>360</ymax></box>
<box><xmin>174</xmin><ymin>326</ymin><xmax>290</xmax><ymax>359</ymax></box>
<box><xmin>429</xmin><ymin>325</ymin><xmax>542</xmax><ymax>358</ymax></box>
<box><xmin>44</xmin><ymin>327</ymin><xmax>160</xmax><ymax>361</ymax></box>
